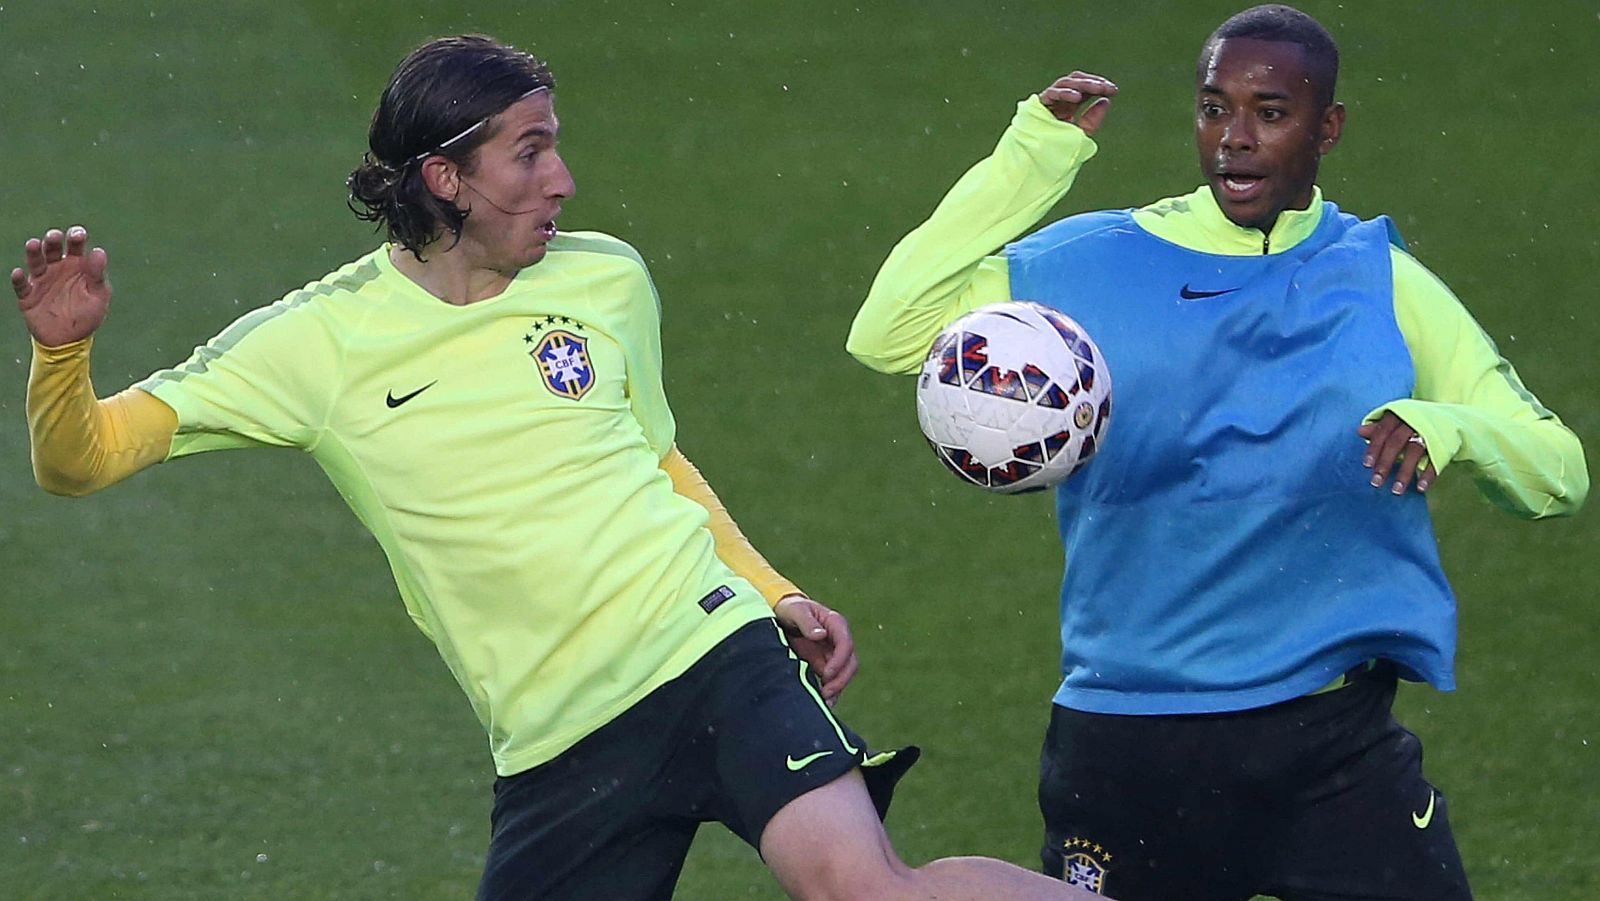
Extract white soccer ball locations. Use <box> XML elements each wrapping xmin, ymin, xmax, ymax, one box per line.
<box><xmin>915</xmin><ymin>301</ymin><xmax>1112</xmax><ymax>494</ymax></box>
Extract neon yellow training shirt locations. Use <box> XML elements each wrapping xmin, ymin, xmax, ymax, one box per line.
<box><xmin>847</xmin><ymin>96</ymin><xmax>1586</xmax><ymax>518</ymax></box>
<box><xmin>136</xmin><ymin>233</ymin><xmax>772</xmax><ymax>775</ymax></box>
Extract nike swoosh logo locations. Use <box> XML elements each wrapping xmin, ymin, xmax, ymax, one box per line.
<box><xmin>785</xmin><ymin>750</ymin><xmax>834</xmax><ymax>772</ymax></box>
<box><xmin>1412</xmin><ymin>790</ymin><xmax>1436</xmax><ymax>829</ymax></box>
<box><xmin>386</xmin><ymin>381</ymin><xmax>437</xmax><ymax>409</ymax></box>
<box><xmin>1179</xmin><ymin>284</ymin><xmax>1240</xmax><ymax>300</ymax></box>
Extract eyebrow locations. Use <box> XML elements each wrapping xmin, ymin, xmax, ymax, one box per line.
<box><xmin>515</xmin><ymin>125</ymin><xmax>558</xmax><ymax>143</ymax></box>
<box><xmin>1199</xmin><ymin>85</ymin><xmax>1293</xmax><ymax>102</ymax></box>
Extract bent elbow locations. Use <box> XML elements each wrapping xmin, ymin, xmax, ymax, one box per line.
<box><xmin>845</xmin><ymin>321</ymin><xmax>920</xmax><ymax>376</ymax></box>
<box><xmin>1543</xmin><ymin>457</ymin><xmax>1590</xmax><ymax>519</ymax></box>
<box><xmin>1542</xmin><ymin>432</ymin><xmax>1591</xmax><ymax>518</ymax></box>
<box><xmin>1518</xmin><ymin>455</ymin><xmax>1588</xmax><ymax>521</ymax></box>
<box><xmin>32</xmin><ymin>462</ymin><xmax>101</xmax><ymax>498</ymax></box>
<box><xmin>844</xmin><ymin>338</ymin><xmax>897</xmax><ymax>375</ymax></box>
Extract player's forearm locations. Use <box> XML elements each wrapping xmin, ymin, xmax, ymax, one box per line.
<box><xmin>28</xmin><ymin>338</ymin><xmax>176</xmax><ymax>496</ymax></box>
<box><xmin>661</xmin><ymin>445</ymin><xmax>800</xmax><ymax>607</ymax></box>
<box><xmin>846</xmin><ymin>96</ymin><xmax>1097</xmax><ymax>374</ymax></box>
<box><xmin>1383</xmin><ymin>250</ymin><xmax>1588</xmax><ymax>517</ymax></box>
<box><xmin>1374</xmin><ymin>398</ymin><xmax>1585</xmax><ymax>519</ymax></box>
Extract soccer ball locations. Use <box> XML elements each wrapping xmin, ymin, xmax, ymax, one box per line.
<box><xmin>915</xmin><ymin>301</ymin><xmax>1112</xmax><ymax>494</ymax></box>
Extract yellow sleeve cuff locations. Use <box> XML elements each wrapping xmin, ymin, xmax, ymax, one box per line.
<box><xmin>28</xmin><ymin>337</ymin><xmax>177</xmax><ymax>496</ymax></box>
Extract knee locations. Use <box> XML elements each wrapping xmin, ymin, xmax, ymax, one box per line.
<box><xmin>784</xmin><ymin>855</ymin><xmax>919</xmax><ymax>901</ymax></box>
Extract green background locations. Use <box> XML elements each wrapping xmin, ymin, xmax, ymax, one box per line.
<box><xmin>2</xmin><ymin>1</ymin><xmax>1594</xmax><ymax>898</ymax></box>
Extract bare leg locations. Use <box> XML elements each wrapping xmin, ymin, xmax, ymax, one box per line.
<box><xmin>760</xmin><ymin>769</ymin><xmax>1098</xmax><ymax>901</ymax></box>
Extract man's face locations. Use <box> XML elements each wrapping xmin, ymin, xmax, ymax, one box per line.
<box><xmin>457</xmin><ymin>90</ymin><xmax>575</xmax><ymax>269</ymax></box>
<box><xmin>1195</xmin><ymin>38</ymin><xmax>1343</xmax><ymax>232</ymax></box>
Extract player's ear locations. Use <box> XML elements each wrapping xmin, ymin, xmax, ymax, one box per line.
<box><xmin>1318</xmin><ymin>102</ymin><xmax>1346</xmax><ymax>156</ymax></box>
<box><xmin>419</xmin><ymin>155</ymin><xmax>461</xmax><ymax>203</ymax></box>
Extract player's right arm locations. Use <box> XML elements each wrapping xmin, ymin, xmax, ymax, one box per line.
<box><xmin>18</xmin><ymin>226</ymin><xmax>336</xmax><ymax>496</ymax></box>
<box><xmin>14</xmin><ymin>227</ymin><xmax>179</xmax><ymax>496</ymax></box>
<box><xmin>845</xmin><ymin>73</ymin><xmax>1116</xmax><ymax>375</ymax></box>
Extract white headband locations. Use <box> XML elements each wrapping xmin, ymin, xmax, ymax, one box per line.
<box><xmin>410</xmin><ymin>86</ymin><xmax>551</xmax><ymax>163</ymax></box>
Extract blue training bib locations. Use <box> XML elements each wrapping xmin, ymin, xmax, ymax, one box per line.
<box><xmin>1006</xmin><ymin>204</ymin><xmax>1456</xmax><ymax>714</ymax></box>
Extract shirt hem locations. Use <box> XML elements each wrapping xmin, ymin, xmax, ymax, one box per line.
<box><xmin>489</xmin><ymin>601</ymin><xmax>774</xmax><ymax>777</ymax></box>
<box><xmin>1053</xmin><ymin>657</ymin><xmax>1456</xmax><ymax>715</ymax></box>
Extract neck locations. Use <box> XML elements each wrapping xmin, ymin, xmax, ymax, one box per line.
<box><xmin>389</xmin><ymin>239</ymin><xmax>516</xmax><ymax>306</ymax></box>
<box><xmin>1248</xmin><ymin>213</ymin><xmax>1281</xmax><ymax>235</ymax></box>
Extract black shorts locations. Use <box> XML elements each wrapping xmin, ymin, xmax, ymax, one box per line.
<box><xmin>477</xmin><ymin>619</ymin><xmax>918</xmax><ymax>901</ymax></box>
<box><xmin>1038</xmin><ymin>663</ymin><xmax>1471</xmax><ymax>900</ymax></box>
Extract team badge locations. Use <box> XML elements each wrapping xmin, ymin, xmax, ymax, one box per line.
<box><xmin>524</xmin><ymin>316</ymin><xmax>594</xmax><ymax>400</ymax></box>
<box><xmin>1059</xmin><ymin>836</ymin><xmax>1112</xmax><ymax>895</ymax></box>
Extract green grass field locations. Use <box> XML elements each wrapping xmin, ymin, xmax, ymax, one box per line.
<box><xmin>3</xmin><ymin>2</ymin><xmax>1595</xmax><ymax>898</ymax></box>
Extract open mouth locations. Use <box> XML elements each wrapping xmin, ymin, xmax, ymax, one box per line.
<box><xmin>539</xmin><ymin>219</ymin><xmax>558</xmax><ymax>239</ymax></box>
<box><xmin>1218</xmin><ymin>173</ymin><xmax>1265</xmax><ymax>202</ymax></box>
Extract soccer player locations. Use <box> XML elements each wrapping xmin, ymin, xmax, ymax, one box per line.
<box><xmin>847</xmin><ymin>5</ymin><xmax>1587</xmax><ymax>900</ymax></box>
<box><xmin>15</xmin><ymin>35</ymin><xmax>1101</xmax><ymax>901</ymax></box>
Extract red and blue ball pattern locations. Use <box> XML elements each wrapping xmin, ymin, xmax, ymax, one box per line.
<box><xmin>917</xmin><ymin>302</ymin><xmax>1112</xmax><ymax>493</ymax></box>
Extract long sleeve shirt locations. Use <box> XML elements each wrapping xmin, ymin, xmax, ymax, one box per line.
<box><xmin>848</xmin><ymin>96</ymin><xmax>1586</xmax><ymax>519</ymax></box>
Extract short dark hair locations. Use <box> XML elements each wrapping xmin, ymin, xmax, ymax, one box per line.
<box><xmin>1198</xmin><ymin>5</ymin><xmax>1339</xmax><ymax>107</ymax></box>
<box><xmin>347</xmin><ymin>35</ymin><xmax>556</xmax><ymax>259</ymax></box>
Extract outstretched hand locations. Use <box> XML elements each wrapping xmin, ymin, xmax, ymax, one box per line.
<box><xmin>1359</xmin><ymin>411</ymin><xmax>1437</xmax><ymax>495</ymax></box>
<box><xmin>774</xmin><ymin>595</ymin><xmax>859</xmax><ymax>705</ymax></box>
<box><xmin>1040</xmin><ymin>71</ymin><xmax>1119</xmax><ymax>135</ymax></box>
<box><xmin>12</xmin><ymin>226</ymin><xmax>112</xmax><ymax>348</ymax></box>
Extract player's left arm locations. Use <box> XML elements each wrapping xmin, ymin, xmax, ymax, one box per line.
<box><xmin>1361</xmin><ymin>249</ymin><xmax>1587</xmax><ymax>517</ymax></box>
<box><xmin>618</xmin><ymin>249</ymin><xmax>856</xmax><ymax>699</ymax></box>
<box><xmin>662</xmin><ymin>447</ymin><xmax>858</xmax><ymax>702</ymax></box>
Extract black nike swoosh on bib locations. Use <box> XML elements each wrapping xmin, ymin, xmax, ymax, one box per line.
<box><xmin>385</xmin><ymin>381</ymin><xmax>437</xmax><ymax>408</ymax></box>
<box><xmin>1179</xmin><ymin>284</ymin><xmax>1240</xmax><ymax>300</ymax></box>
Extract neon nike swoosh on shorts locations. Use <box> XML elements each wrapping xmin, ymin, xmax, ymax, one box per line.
<box><xmin>785</xmin><ymin>750</ymin><xmax>834</xmax><ymax>771</ymax></box>
<box><xmin>1412</xmin><ymin>790</ymin><xmax>1436</xmax><ymax>829</ymax></box>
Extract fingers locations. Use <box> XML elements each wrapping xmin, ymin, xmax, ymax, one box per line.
<box><xmin>818</xmin><ymin>608</ymin><xmax>855</xmax><ymax>682</ymax></box>
<box><xmin>42</xmin><ymin>229</ymin><xmax>67</xmax><ymax>264</ymax></box>
<box><xmin>1361</xmin><ymin>412</ymin><xmax>1431</xmax><ymax>494</ymax></box>
<box><xmin>19</xmin><ymin>227</ymin><xmax>95</xmax><ymax>274</ymax></box>
<box><xmin>63</xmin><ymin>227</ymin><xmax>108</xmax><ymax>287</ymax></box>
<box><xmin>25</xmin><ymin>238</ymin><xmax>47</xmax><ymax>278</ymax></box>
<box><xmin>14</xmin><ymin>228</ymin><xmax>106</xmax><ymax>303</ymax></box>
<box><xmin>1042</xmin><ymin>84</ymin><xmax>1087</xmax><ymax>105</ymax></box>
<box><xmin>1389</xmin><ymin>438</ymin><xmax>1426</xmax><ymax>494</ymax></box>
<box><xmin>1040</xmin><ymin>76</ymin><xmax>1118</xmax><ymax>106</ymax></box>
<box><xmin>1359</xmin><ymin>412</ymin><xmax>1397</xmax><ymax>464</ymax></box>
<box><xmin>1418</xmin><ymin>462</ymin><xmax>1437</xmax><ymax>493</ymax></box>
<box><xmin>65</xmin><ymin>226</ymin><xmax>88</xmax><ymax>258</ymax></box>
<box><xmin>86</xmin><ymin>246</ymin><xmax>109</xmax><ymax>284</ymax></box>
<box><xmin>816</xmin><ymin>608</ymin><xmax>858</xmax><ymax>704</ymax></box>
<box><xmin>777</xmin><ymin>595</ymin><xmax>827</xmax><ymax>640</ymax></box>
<box><xmin>775</xmin><ymin>596</ymin><xmax>860</xmax><ymax>704</ymax></box>
<box><xmin>821</xmin><ymin>653</ymin><xmax>858</xmax><ymax>704</ymax></box>
<box><xmin>1045</xmin><ymin>71</ymin><xmax>1120</xmax><ymax>97</ymax></box>
<box><xmin>1040</xmin><ymin>71</ymin><xmax>1119</xmax><ymax>130</ymax></box>
<box><xmin>1367</xmin><ymin>422</ymin><xmax>1410</xmax><ymax>488</ymax></box>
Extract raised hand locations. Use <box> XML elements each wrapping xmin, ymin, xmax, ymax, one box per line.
<box><xmin>12</xmin><ymin>226</ymin><xmax>113</xmax><ymax>347</ymax></box>
<box><xmin>1040</xmin><ymin>71</ymin><xmax>1119</xmax><ymax>135</ymax></box>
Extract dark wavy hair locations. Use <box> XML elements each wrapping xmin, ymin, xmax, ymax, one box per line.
<box><xmin>347</xmin><ymin>35</ymin><xmax>555</xmax><ymax>260</ymax></box>
<box><xmin>1200</xmin><ymin>5</ymin><xmax>1339</xmax><ymax>107</ymax></box>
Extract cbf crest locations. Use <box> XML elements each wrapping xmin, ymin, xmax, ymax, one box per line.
<box><xmin>524</xmin><ymin>316</ymin><xmax>594</xmax><ymax>400</ymax></box>
<box><xmin>1058</xmin><ymin>836</ymin><xmax>1112</xmax><ymax>895</ymax></box>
